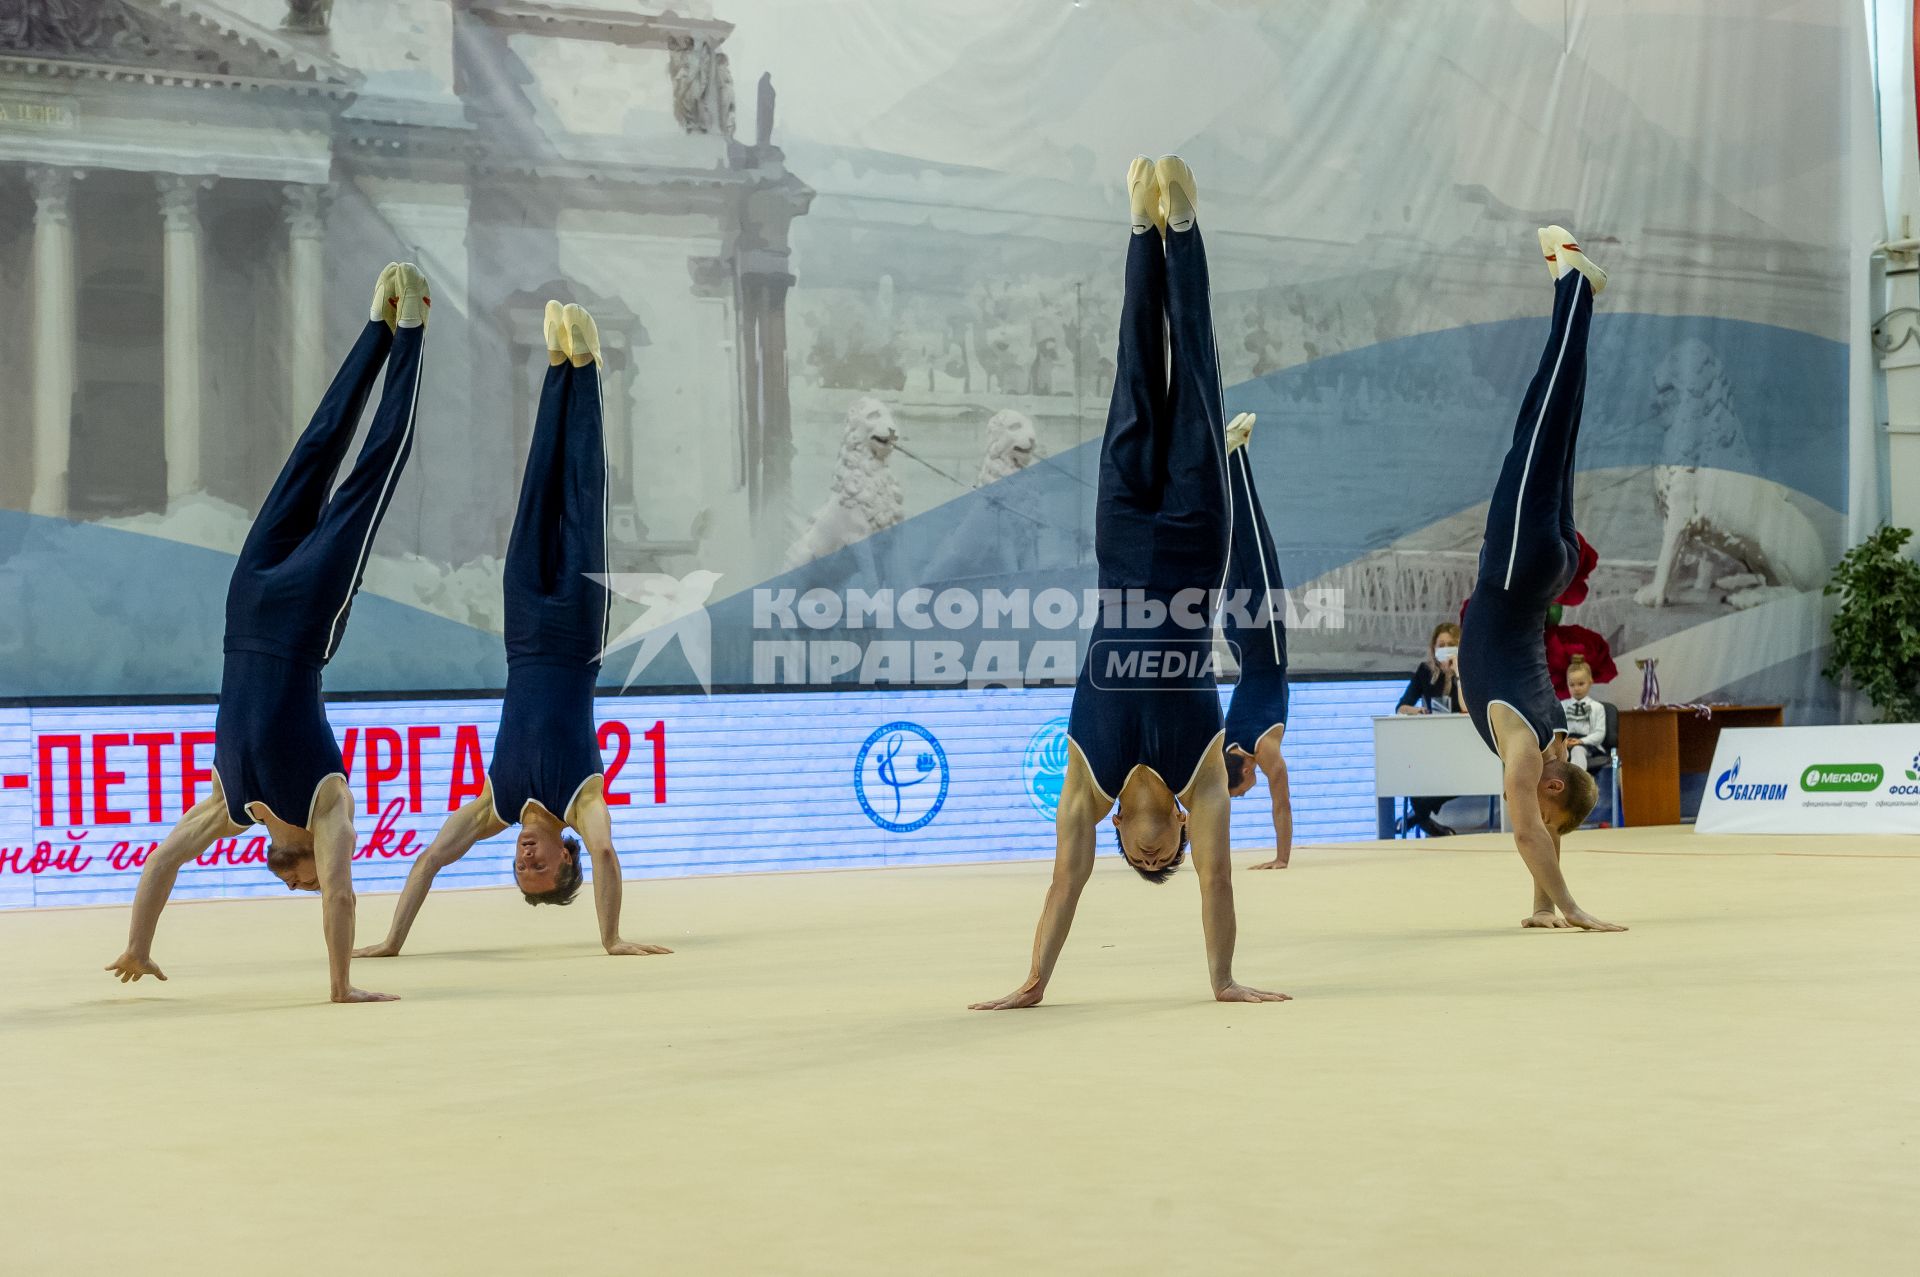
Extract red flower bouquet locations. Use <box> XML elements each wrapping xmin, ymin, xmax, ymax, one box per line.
<box><xmin>1556</xmin><ymin>532</ymin><xmax>1599</xmax><ymax>606</ymax></box>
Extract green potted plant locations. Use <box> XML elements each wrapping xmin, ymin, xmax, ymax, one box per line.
<box><xmin>1824</xmin><ymin>525</ymin><xmax>1920</xmax><ymax>722</ymax></box>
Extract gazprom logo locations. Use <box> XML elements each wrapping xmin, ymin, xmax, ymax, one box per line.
<box><xmin>1713</xmin><ymin>757</ymin><xmax>1788</xmax><ymax>802</ymax></box>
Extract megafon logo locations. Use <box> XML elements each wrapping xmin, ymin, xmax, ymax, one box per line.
<box><xmin>1713</xmin><ymin>758</ymin><xmax>1788</xmax><ymax>802</ymax></box>
<box><xmin>1799</xmin><ymin>764</ymin><xmax>1883</xmax><ymax>793</ymax></box>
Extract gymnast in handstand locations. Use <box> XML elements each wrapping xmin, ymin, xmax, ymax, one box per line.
<box><xmin>105</xmin><ymin>263</ymin><xmax>431</xmax><ymax>1003</ymax></box>
<box><xmin>354</xmin><ymin>302</ymin><xmax>670</xmax><ymax>960</ymax></box>
<box><xmin>971</xmin><ymin>157</ymin><xmax>1287</xmax><ymax>1009</ymax></box>
<box><xmin>1218</xmin><ymin>411</ymin><xmax>1293</xmax><ymax>870</ymax></box>
<box><xmin>1457</xmin><ymin>227</ymin><xmax>1624</xmax><ymax>933</ymax></box>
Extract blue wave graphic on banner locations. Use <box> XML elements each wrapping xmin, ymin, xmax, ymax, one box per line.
<box><xmin>0</xmin><ymin>315</ymin><xmax>1842</xmax><ymax>697</ymax></box>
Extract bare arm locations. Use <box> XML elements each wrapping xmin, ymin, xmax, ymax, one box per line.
<box><xmin>1494</xmin><ymin>709</ymin><xmax>1623</xmax><ymax>932</ymax></box>
<box><xmin>1186</xmin><ymin>750</ymin><xmax>1290</xmax><ymax>1003</ymax></box>
<box><xmin>570</xmin><ymin>783</ymin><xmax>671</xmax><ymax>957</ymax></box>
<box><xmin>105</xmin><ymin>790</ymin><xmax>239</xmax><ymax>984</ymax></box>
<box><xmin>1498</xmin><ymin>725</ymin><xmax>1574</xmax><ymax>908</ymax></box>
<box><xmin>354</xmin><ymin>792</ymin><xmax>506</xmax><ymax>957</ymax></box>
<box><xmin>309</xmin><ymin>779</ymin><xmax>398</xmax><ymax>1003</ymax></box>
<box><xmin>1247</xmin><ymin>730</ymin><xmax>1293</xmax><ymax>870</ymax></box>
<box><xmin>969</xmin><ymin>749</ymin><xmax>1106</xmax><ymax>1010</ymax></box>
<box><xmin>1530</xmin><ymin>826</ymin><xmax>1563</xmax><ymax>917</ymax></box>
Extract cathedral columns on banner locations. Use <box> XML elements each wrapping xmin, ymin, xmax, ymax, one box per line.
<box><xmin>737</xmin><ymin>252</ymin><xmax>796</xmax><ymax>525</ymax></box>
<box><xmin>361</xmin><ymin>178</ymin><xmax>475</xmax><ymax>562</ymax></box>
<box><xmin>283</xmin><ymin>182</ymin><xmax>330</xmax><ymax>441</ymax></box>
<box><xmin>157</xmin><ymin>173</ymin><xmax>212</xmax><ymax>503</ymax></box>
<box><xmin>731</xmin><ymin>85</ymin><xmax>813</xmax><ymax>548</ymax></box>
<box><xmin>26</xmin><ymin>164</ymin><xmax>78</xmax><ymax>517</ymax></box>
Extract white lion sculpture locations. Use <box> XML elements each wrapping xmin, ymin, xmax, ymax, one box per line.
<box><xmin>1634</xmin><ymin>340</ymin><xmax>1828</xmax><ymax>609</ymax></box>
<box><xmin>785</xmin><ymin>397</ymin><xmax>904</xmax><ymax>569</ymax></box>
<box><xmin>977</xmin><ymin>409</ymin><xmax>1040</xmax><ymax>485</ymax></box>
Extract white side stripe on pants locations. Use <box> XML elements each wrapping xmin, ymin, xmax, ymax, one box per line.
<box><xmin>593</xmin><ymin>367</ymin><xmax>612</xmax><ymax>654</ymax></box>
<box><xmin>1503</xmin><ymin>283</ymin><xmax>1583</xmax><ymax>591</ymax></box>
<box><xmin>323</xmin><ymin>342</ymin><xmax>424</xmax><ymax>662</ymax></box>
<box><xmin>1236</xmin><ymin>448</ymin><xmax>1282</xmax><ymax>663</ymax></box>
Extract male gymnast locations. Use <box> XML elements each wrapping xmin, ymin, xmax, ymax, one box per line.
<box><xmin>1456</xmin><ymin>227</ymin><xmax>1624</xmax><ymax>932</ymax></box>
<box><xmin>971</xmin><ymin>157</ymin><xmax>1288</xmax><ymax>1009</ymax></box>
<box><xmin>1218</xmin><ymin>412</ymin><xmax>1293</xmax><ymax>870</ymax></box>
<box><xmin>105</xmin><ymin>262</ymin><xmax>431</xmax><ymax>1003</ymax></box>
<box><xmin>353</xmin><ymin>302</ymin><xmax>670</xmax><ymax>959</ymax></box>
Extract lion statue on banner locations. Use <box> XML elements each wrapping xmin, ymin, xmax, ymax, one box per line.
<box><xmin>784</xmin><ymin>397</ymin><xmax>904</xmax><ymax>569</ymax></box>
<box><xmin>977</xmin><ymin>409</ymin><xmax>1040</xmax><ymax>485</ymax></box>
<box><xmin>1634</xmin><ymin>340</ymin><xmax>1828</xmax><ymax>609</ymax></box>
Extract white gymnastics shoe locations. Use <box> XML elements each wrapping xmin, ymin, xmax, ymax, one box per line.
<box><xmin>1541</xmin><ymin>225</ymin><xmax>1606</xmax><ymax>296</ymax></box>
<box><xmin>544</xmin><ymin>300</ymin><xmax>567</xmax><ymax>364</ymax></box>
<box><xmin>392</xmin><ymin>262</ymin><xmax>432</xmax><ymax>328</ymax></box>
<box><xmin>368</xmin><ymin>263</ymin><xmax>400</xmax><ymax>328</ymax></box>
<box><xmin>1127</xmin><ymin>155</ymin><xmax>1163</xmax><ymax>235</ymax></box>
<box><xmin>1536</xmin><ymin>227</ymin><xmax>1562</xmax><ymax>282</ymax></box>
<box><xmin>1156</xmin><ymin>155</ymin><xmax>1197</xmax><ymax>232</ymax></box>
<box><xmin>1225</xmin><ymin>411</ymin><xmax>1255</xmax><ymax>454</ymax></box>
<box><xmin>562</xmin><ymin>303</ymin><xmax>601</xmax><ymax>368</ymax></box>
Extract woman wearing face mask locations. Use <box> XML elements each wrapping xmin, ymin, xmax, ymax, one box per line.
<box><xmin>1395</xmin><ymin>621</ymin><xmax>1463</xmax><ymax>836</ymax></box>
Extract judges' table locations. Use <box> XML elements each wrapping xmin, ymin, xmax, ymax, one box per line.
<box><xmin>1617</xmin><ymin>705</ymin><xmax>1783</xmax><ymax>826</ymax></box>
<box><xmin>1372</xmin><ymin>713</ymin><xmax>1505</xmax><ymax>839</ymax></box>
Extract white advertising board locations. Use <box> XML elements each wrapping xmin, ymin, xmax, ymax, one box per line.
<box><xmin>1695</xmin><ymin>725</ymin><xmax>1920</xmax><ymax>835</ymax></box>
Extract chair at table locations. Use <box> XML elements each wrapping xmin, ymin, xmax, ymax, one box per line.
<box><xmin>1577</xmin><ymin>700</ymin><xmax>1621</xmax><ymax>828</ymax></box>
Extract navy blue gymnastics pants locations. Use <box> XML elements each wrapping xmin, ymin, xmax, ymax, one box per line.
<box><xmin>223</xmin><ymin>319</ymin><xmax>424</xmax><ymax>665</ymax></box>
<box><xmin>503</xmin><ymin>358</ymin><xmax>609</xmax><ymax>668</ymax></box>
<box><xmin>1477</xmin><ymin>270</ymin><xmax>1592</xmax><ymax>605</ymax></box>
<box><xmin>1094</xmin><ymin>224</ymin><xmax>1229</xmax><ymax>596</ymax></box>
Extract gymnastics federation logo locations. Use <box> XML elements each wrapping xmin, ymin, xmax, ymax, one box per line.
<box><xmin>854</xmin><ymin>722</ymin><xmax>950</xmax><ymax>832</ymax></box>
<box><xmin>1024</xmin><ymin>716</ymin><xmax>1071</xmax><ymax>820</ymax></box>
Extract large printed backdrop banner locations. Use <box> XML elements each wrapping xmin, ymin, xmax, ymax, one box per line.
<box><xmin>0</xmin><ymin>1</ymin><xmax>1870</xmax><ymax>724</ymax></box>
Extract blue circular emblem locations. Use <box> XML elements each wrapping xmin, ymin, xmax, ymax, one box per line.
<box><xmin>854</xmin><ymin>721</ymin><xmax>950</xmax><ymax>832</ymax></box>
<box><xmin>1023</xmin><ymin>716</ymin><xmax>1071</xmax><ymax>821</ymax></box>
